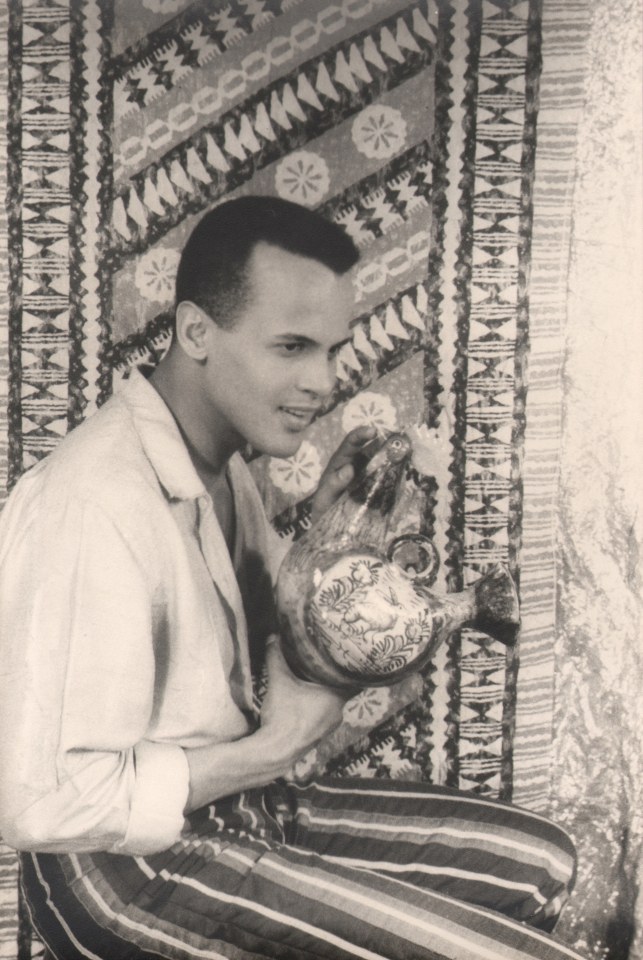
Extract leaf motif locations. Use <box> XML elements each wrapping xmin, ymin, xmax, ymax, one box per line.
<box><xmin>386</xmin><ymin>585</ymin><xmax>402</xmax><ymax>608</ymax></box>
<box><xmin>404</xmin><ymin>612</ymin><xmax>432</xmax><ymax>645</ymax></box>
<box><xmin>365</xmin><ymin>633</ymin><xmax>419</xmax><ymax>672</ymax></box>
<box><xmin>316</xmin><ymin>575</ymin><xmax>353</xmax><ymax>611</ymax></box>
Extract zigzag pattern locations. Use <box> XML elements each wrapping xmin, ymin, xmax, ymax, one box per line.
<box><xmin>335</xmin><ymin>280</ymin><xmax>428</xmax><ymax>383</ymax></box>
<box><xmin>457</xmin><ymin>0</ymin><xmax>533</xmax><ymax>797</ymax></box>
<box><xmin>319</xmin><ymin>140</ymin><xmax>433</xmax><ymax>247</ymax></box>
<box><xmin>109</xmin><ymin>2</ymin><xmax>437</xmax><ymax>265</ymax></box>
<box><xmin>68</xmin><ymin>0</ymin><xmax>111</xmax><ymax>426</ymax></box>
<box><xmin>114</xmin><ymin>3</ymin><xmax>437</xmax><ymax>177</ymax></box>
<box><xmin>108</xmin><ymin>141</ymin><xmax>434</xmax><ymax>373</ymax></box>
<box><xmin>113</xmin><ymin>0</ymin><xmax>301</xmax><ymax>117</ymax></box>
<box><xmin>326</xmin><ymin>676</ymin><xmax>437</xmax><ymax>780</ymax></box>
<box><xmin>18</xmin><ymin>3</ymin><xmax>72</xmax><ymax>473</ymax></box>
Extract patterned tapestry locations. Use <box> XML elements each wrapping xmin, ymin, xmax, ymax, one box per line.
<box><xmin>0</xmin><ymin>1</ymin><xmax>639</xmax><ymax>958</ymax></box>
<box><xmin>5</xmin><ymin>0</ymin><xmax>534</xmax><ymax>794</ymax></box>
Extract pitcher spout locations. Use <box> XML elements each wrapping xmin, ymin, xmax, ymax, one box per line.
<box><xmin>414</xmin><ymin>564</ymin><xmax>520</xmax><ymax>650</ymax></box>
<box><xmin>472</xmin><ymin>564</ymin><xmax>520</xmax><ymax>646</ymax></box>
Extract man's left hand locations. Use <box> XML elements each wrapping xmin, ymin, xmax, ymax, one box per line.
<box><xmin>310</xmin><ymin>425</ymin><xmax>377</xmax><ymax>524</ymax></box>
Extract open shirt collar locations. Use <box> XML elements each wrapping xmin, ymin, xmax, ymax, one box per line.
<box><xmin>118</xmin><ymin>367</ymin><xmax>209</xmax><ymax>502</ymax></box>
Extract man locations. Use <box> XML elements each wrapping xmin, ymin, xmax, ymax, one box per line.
<box><xmin>0</xmin><ymin>196</ymin><xmax>584</xmax><ymax>960</ymax></box>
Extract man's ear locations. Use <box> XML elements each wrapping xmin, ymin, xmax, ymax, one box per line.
<box><xmin>175</xmin><ymin>301</ymin><xmax>210</xmax><ymax>361</ymax></box>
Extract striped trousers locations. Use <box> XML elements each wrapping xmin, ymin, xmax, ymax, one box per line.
<box><xmin>20</xmin><ymin>778</ymin><xmax>586</xmax><ymax>960</ymax></box>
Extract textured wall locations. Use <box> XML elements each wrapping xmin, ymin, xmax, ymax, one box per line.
<box><xmin>548</xmin><ymin>0</ymin><xmax>643</xmax><ymax>957</ymax></box>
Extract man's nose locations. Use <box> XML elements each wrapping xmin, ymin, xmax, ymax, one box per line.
<box><xmin>299</xmin><ymin>354</ymin><xmax>337</xmax><ymax>398</ymax></box>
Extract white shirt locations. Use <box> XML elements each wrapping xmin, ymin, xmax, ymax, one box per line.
<box><xmin>0</xmin><ymin>370</ymin><xmax>282</xmax><ymax>855</ymax></box>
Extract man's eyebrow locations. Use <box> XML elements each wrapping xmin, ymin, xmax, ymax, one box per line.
<box><xmin>273</xmin><ymin>334</ymin><xmax>314</xmax><ymax>343</ymax></box>
<box><xmin>272</xmin><ymin>334</ymin><xmax>354</xmax><ymax>352</ymax></box>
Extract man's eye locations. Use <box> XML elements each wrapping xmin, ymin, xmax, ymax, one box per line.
<box><xmin>278</xmin><ymin>343</ymin><xmax>304</xmax><ymax>354</ymax></box>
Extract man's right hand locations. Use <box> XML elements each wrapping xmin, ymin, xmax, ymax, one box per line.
<box><xmin>183</xmin><ymin>639</ymin><xmax>348</xmax><ymax>813</ymax></box>
<box><xmin>256</xmin><ymin>639</ymin><xmax>347</xmax><ymax>765</ymax></box>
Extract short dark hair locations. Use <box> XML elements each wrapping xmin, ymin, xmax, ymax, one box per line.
<box><xmin>175</xmin><ymin>195</ymin><xmax>360</xmax><ymax>328</ymax></box>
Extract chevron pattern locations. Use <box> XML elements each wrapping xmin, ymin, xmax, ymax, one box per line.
<box><xmin>109</xmin><ymin>4</ymin><xmax>438</xmax><ymax>264</ymax></box>
<box><xmin>113</xmin><ymin>1</ymin><xmax>303</xmax><ymax>117</ymax></box>
<box><xmin>68</xmin><ymin>0</ymin><xmax>112</xmax><ymax>424</ymax></box>
<box><xmin>454</xmin><ymin>0</ymin><xmax>535</xmax><ymax>797</ymax></box>
<box><xmin>14</xmin><ymin>1</ymin><xmax>72</xmax><ymax>477</ymax></box>
<box><xmin>108</xmin><ymin>145</ymin><xmax>434</xmax><ymax>374</ymax></box>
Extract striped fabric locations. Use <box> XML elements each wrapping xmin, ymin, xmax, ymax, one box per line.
<box><xmin>510</xmin><ymin>0</ymin><xmax>592</xmax><ymax>812</ymax></box>
<box><xmin>0</xmin><ymin>846</ymin><xmax>18</xmax><ymax>960</ymax></box>
<box><xmin>20</xmin><ymin>779</ymin><xmax>585</xmax><ymax>960</ymax></box>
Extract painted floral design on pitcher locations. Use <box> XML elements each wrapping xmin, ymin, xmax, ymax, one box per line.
<box><xmin>309</xmin><ymin>553</ymin><xmax>433</xmax><ymax>677</ymax></box>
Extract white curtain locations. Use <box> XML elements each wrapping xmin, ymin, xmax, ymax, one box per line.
<box><xmin>542</xmin><ymin>0</ymin><xmax>642</xmax><ymax>955</ymax></box>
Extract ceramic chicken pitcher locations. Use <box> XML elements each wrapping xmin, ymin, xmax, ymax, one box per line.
<box><xmin>276</xmin><ymin>431</ymin><xmax>520</xmax><ymax>691</ymax></box>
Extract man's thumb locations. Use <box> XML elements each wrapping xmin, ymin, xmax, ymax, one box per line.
<box><xmin>336</xmin><ymin>463</ymin><xmax>354</xmax><ymax>486</ymax></box>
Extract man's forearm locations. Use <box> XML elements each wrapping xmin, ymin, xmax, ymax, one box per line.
<box><xmin>184</xmin><ymin>641</ymin><xmax>347</xmax><ymax>813</ymax></box>
<box><xmin>183</xmin><ymin>727</ymin><xmax>297</xmax><ymax>813</ymax></box>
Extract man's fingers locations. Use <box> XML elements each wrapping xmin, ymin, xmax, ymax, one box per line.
<box><xmin>336</xmin><ymin>463</ymin><xmax>354</xmax><ymax>485</ymax></box>
<box><xmin>328</xmin><ymin>425</ymin><xmax>378</xmax><ymax>465</ymax></box>
<box><xmin>318</xmin><ymin>463</ymin><xmax>353</xmax><ymax>499</ymax></box>
<box><xmin>321</xmin><ymin>425</ymin><xmax>378</xmax><ymax>477</ymax></box>
<box><xmin>311</xmin><ymin>425</ymin><xmax>379</xmax><ymax>522</ymax></box>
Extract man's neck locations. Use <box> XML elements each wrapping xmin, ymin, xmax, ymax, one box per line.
<box><xmin>150</xmin><ymin>353</ymin><xmax>238</xmax><ymax>479</ymax></box>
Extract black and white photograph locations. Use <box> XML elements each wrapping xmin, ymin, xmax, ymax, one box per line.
<box><xmin>0</xmin><ymin>1</ymin><xmax>640</xmax><ymax>958</ymax></box>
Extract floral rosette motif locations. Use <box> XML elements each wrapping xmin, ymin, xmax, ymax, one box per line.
<box><xmin>341</xmin><ymin>391</ymin><xmax>398</xmax><ymax>436</ymax></box>
<box><xmin>268</xmin><ymin>441</ymin><xmax>322</xmax><ymax>498</ymax></box>
<box><xmin>351</xmin><ymin>105</ymin><xmax>407</xmax><ymax>160</ymax></box>
<box><xmin>275</xmin><ymin>150</ymin><xmax>330</xmax><ymax>206</ymax></box>
<box><xmin>134</xmin><ymin>247</ymin><xmax>181</xmax><ymax>304</ymax></box>
<box><xmin>343</xmin><ymin>687</ymin><xmax>391</xmax><ymax>728</ymax></box>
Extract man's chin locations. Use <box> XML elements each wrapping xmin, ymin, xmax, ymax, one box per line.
<box><xmin>252</xmin><ymin>432</ymin><xmax>304</xmax><ymax>460</ymax></box>
<box><xmin>272</xmin><ymin>440</ymin><xmax>305</xmax><ymax>459</ymax></box>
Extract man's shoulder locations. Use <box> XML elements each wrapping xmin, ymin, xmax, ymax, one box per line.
<box><xmin>11</xmin><ymin>392</ymin><xmax>161</xmax><ymax>520</ymax></box>
<box><xmin>62</xmin><ymin>391</ymin><xmax>151</xmax><ymax>478</ymax></box>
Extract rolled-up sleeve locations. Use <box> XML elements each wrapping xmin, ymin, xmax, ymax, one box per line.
<box><xmin>0</xmin><ymin>485</ymin><xmax>189</xmax><ymax>854</ymax></box>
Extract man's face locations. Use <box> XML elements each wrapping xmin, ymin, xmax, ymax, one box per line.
<box><xmin>201</xmin><ymin>242</ymin><xmax>355</xmax><ymax>459</ymax></box>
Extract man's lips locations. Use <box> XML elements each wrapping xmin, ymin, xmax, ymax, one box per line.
<box><xmin>279</xmin><ymin>405</ymin><xmax>319</xmax><ymax>425</ymax></box>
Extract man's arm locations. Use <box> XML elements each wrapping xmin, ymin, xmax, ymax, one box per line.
<box><xmin>0</xmin><ymin>428</ymin><xmax>375</xmax><ymax>854</ymax></box>
<box><xmin>185</xmin><ymin>430</ymin><xmax>378</xmax><ymax>814</ymax></box>
<box><xmin>184</xmin><ymin>641</ymin><xmax>346</xmax><ymax>812</ymax></box>
<box><xmin>0</xmin><ymin>478</ymin><xmax>346</xmax><ymax>852</ymax></box>
<box><xmin>0</xmin><ymin>492</ymin><xmax>189</xmax><ymax>856</ymax></box>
